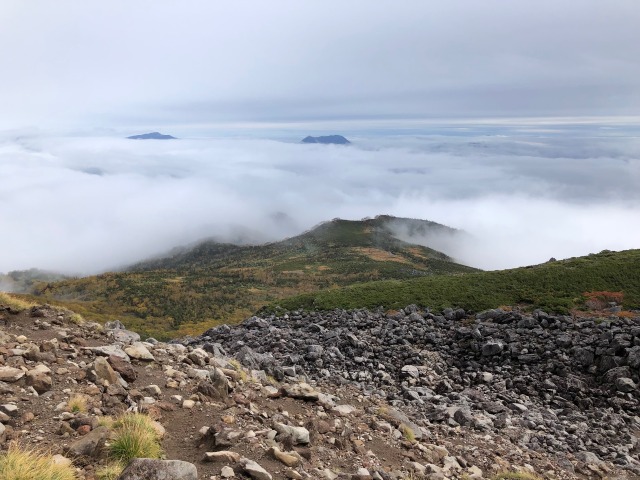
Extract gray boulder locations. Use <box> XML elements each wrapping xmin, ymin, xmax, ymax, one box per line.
<box><xmin>482</xmin><ymin>340</ymin><xmax>503</xmax><ymax>356</ymax></box>
<box><xmin>117</xmin><ymin>459</ymin><xmax>197</xmax><ymax>480</ymax></box>
<box><xmin>64</xmin><ymin>426</ymin><xmax>109</xmax><ymax>457</ymax></box>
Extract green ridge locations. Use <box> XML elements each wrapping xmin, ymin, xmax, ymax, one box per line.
<box><xmin>271</xmin><ymin>249</ymin><xmax>640</xmax><ymax>314</ymax></box>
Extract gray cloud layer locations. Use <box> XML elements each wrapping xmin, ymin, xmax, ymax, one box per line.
<box><xmin>1</xmin><ymin>1</ymin><xmax>639</xmax><ymax>129</ymax></box>
<box><xmin>1</xmin><ymin>128</ymin><xmax>638</xmax><ymax>274</ymax></box>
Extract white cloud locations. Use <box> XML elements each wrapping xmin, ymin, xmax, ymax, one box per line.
<box><xmin>0</xmin><ymin>130</ymin><xmax>638</xmax><ymax>273</ymax></box>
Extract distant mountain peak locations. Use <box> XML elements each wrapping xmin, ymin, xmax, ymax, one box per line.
<box><xmin>127</xmin><ymin>132</ymin><xmax>176</xmax><ymax>140</ymax></box>
<box><xmin>301</xmin><ymin>135</ymin><xmax>350</xmax><ymax>145</ymax></box>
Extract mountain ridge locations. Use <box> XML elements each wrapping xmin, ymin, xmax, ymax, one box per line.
<box><xmin>127</xmin><ymin>132</ymin><xmax>177</xmax><ymax>140</ymax></box>
<box><xmin>26</xmin><ymin>216</ymin><xmax>476</xmax><ymax>339</ymax></box>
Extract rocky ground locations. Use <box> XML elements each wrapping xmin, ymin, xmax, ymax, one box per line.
<box><xmin>1</xmin><ymin>303</ymin><xmax>639</xmax><ymax>479</ymax></box>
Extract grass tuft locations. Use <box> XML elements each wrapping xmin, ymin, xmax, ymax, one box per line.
<box><xmin>399</xmin><ymin>423</ymin><xmax>416</xmax><ymax>442</ymax></box>
<box><xmin>97</xmin><ymin>416</ymin><xmax>115</xmax><ymax>428</ymax></box>
<box><xmin>228</xmin><ymin>359</ymin><xmax>249</xmax><ymax>382</ymax></box>
<box><xmin>69</xmin><ymin>313</ymin><xmax>85</xmax><ymax>325</ymax></box>
<box><xmin>95</xmin><ymin>461</ymin><xmax>125</xmax><ymax>480</ymax></box>
<box><xmin>0</xmin><ymin>443</ymin><xmax>78</xmax><ymax>480</ymax></box>
<box><xmin>109</xmin><ymin>413</ymin><xmax>162</xmax><ymax>462</ymax></box>
<box><xmin>490</xmin><ymin>472</ymin><xmax>543</xmax><ymax>480</ymax></box>
<box><xmin>66</xmin><ymin>394</ymin><xmax>87</xmax><ymax>414</ymax></box>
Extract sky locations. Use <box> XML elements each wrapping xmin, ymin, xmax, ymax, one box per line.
<box><xmin>1</xmin><ymin>1</ymin><xmax>639</xmax><ymax>130</ymax></box>
<box><xmin>0</xmin><ymin>1</ymin><xmax>639</xmax><ymax>275</ymax></box>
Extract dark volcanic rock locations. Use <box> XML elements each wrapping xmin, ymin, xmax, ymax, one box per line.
<box><xmin>185</xmin><ymin>305</ymin><xmax>640</xmax><ymax>462</ymax></box>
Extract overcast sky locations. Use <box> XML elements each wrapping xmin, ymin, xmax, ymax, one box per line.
<box><xmin>1</xmin><ymin>1</ymin><xmax>639</xmax><ymax>130</ymax></box>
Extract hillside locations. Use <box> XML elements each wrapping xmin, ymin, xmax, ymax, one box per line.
<box><xmin>273</xmin><ymin>249</ymin><xmax>640</xmax><ymax>314</ymax></box>
<box><xmin>26</xmin><ymin>216</ymin><xmax>476</xmax><ymax>339</ymax></box>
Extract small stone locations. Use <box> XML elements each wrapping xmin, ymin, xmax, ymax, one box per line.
<box><xmin>274</xmin><ymin>422</ymin><xmax>310</xmax><ymax>444</ymax></box>
<box><xmin>240</xmin><ymin>458</ymin><xmax>273</xmax><ymax>480</ymax></box>
<box><xmin>51</xmin><ymin>454</ymin><xmax>73</xmax><ymax>467</ymax></box>
<box><xmin>145</xmin><ymin>384</ymin><xmax>162</xmax><ymax>397</ymax></box>
<box><xmin>331</xmin><ymin>404</ymin><xmax>358</xmax><ymax>416</ymax></box>
<box><xmin>221</xmin><ymin>466</ymin><xmax>236</xmax><ymax>478</ymax></box>
<box><xmin>84</xmin><ymin>345</ymin><xmax>130</xmax><ymax>360</ymax></box>
<box><xmin>268</xmin><ymin>446</ymin><xmax>300</xmax><ymax>467</ymax></box>
<box><xmin>467</xmin><ymin>465</ymin><xmax>483</xmax><ymax>479</ymax></box>
<box><xmin>203</xmin><ymin>451</ymin><xmax>241</xmax><ymax>463</ymax></box>
<box><xmin>183</xmin><ymin>400</ymin><xmax>195</xmax><ymax>409</ymax></box>
<box><xmin>92</xmin><ymin>356</ymin><xmax>119</xmax><ymax>385</ymax></box>
<box><xmin>25</xmin><ymin>370</ymin><xmax>52</xmax><ymax>393</ymax></box>
<box><xmin>281</xmin><ymin>383</ymin><xmax>320</xmax><ymax>401</ymax></box>
<box><xmin>284</xmin><ymin>469</ymin><xmax>303</xmax><ymax>479</ymax></box>
<box><xmin>576</xmin><ymin>451</ymin><xmax>602</xmax><ymax>465</ymax></box>
<box><xmin>77</xmin><ymin>425</ymin><xmax>91</xmax><ymax>435</ymax></box>
<box><xmin>355</xmin><ymin>467</ymin><xmax>372</xmax><ymax>479</ymax></box>
<box><xmin>401</xmin><ymin>365</ymin><xmax>420</xmax><ymax>378</ymax></box>
<box><xmin>482</xmin><ymin>341</ymin><xmax>504</xmax><ymax>356</ymax></box>
<box><xmin>0</xmin><ymin>404</ymin><xmax>19</xmax><ymax>417</ymax></box>
<box><xmin>616</xmin><ymin>377</ymin><xmax>636</xmax><ymax>393</ymax></box>
<box><xmin>107</xmin><ymin>354</ymin><xmax>137</xmax><ymax>381</ymax></box>
<box><xmin>124</xmin><ymin>342</ymin><xmax>155</xmax><ymax>361</ymax></box>
<box><xmin>64</xmin><ymin>426</ymin><xmax>109</xmax><ymax>457</ymax></box>
<box><xmin>21</xmin><ymin>411</ymin><xmax>35</xmax><ymax>423</ymax></box>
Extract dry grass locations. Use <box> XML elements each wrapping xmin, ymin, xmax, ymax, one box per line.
<box><xmin>228</xmin><ymin>359</ymin><xmax>249</xmax><ymax>382</ymax></box>
<box><xmin>95</xmin><ymin>461</ymin><xmax>125</xmax><ymax>480</ymax></box>
<box><xmin>97</xmin><ymin>416</ymin><xmax>115</xmax><ymax>428</ymax></box>
<box><xmin>0</xmin><ymin>292</ymin><xmax>36</xmax><ymax>312</ymax></box>
<box><xmin>399</xmin><ymin>423</ymin><xmax>416</xmax><ymax>442</ymax></box>
<box><xmin>353</xmin><ymin>247</ymin><xmax>410</xmax><ymax>264</ymax></box>
<box><xmin>109</xmin><ymin>413</ymin><xmax>162</xmax><ymax>462</ymax></box>
<box><xmin>68</xmin><ymin>313</ymin><xmax>85</xmax><ymax>325</ymax></box>
<box><xmin>66</xmin><ymin>394</ymin><xmax>87</xmax><ymax>414</ymax></box>
<box><xmin>0</xmin><ymin>443</ymin><xmax>78</xmax><ymax>480</ymax></box>
<box><xmin>491</xmin><ymin>472</ymin><xmax>543</xmax><ymax>480</ymax></box>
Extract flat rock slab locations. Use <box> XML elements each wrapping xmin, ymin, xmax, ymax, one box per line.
<box><xmin>240</xmin><ymin>458</ymin><xmax>272</xmax><ymax>480</ymax></box>
<box><xmin>109</xmin><ymin>328</ymin><xmax>140</xmax><ymax>344</ymax></box>
<box><xmin>124</xmin><ymin>342</ymin><xmax>155</xmax><ymax>361</ymax></box>
<box><xmin>118</xmin><ymin>459</ymin><xmax>197</xmax><ymax>480</ymax></box>
<box><xmin>203</xmin><ymin>450</ymin><xmax>241</xmax><ymax>463</ymax></box>
<box><xmin>274</xmin><ymin>422</ymin><xmax>310</xmax><ymax>444</ymax></box>
<box><xmin>280</xmin><ymin>382</ymin><xmax>320</xmax><ymax>401</ymax></box>
<box><xmin>84</xmin><ymin>345</ymin><xmax>130</xmax><ymax>360</ymax></box>
<box><xmin>0</xmin><ymin>366</ymin><xmax>25</xmax><ymax>382</ymax></box>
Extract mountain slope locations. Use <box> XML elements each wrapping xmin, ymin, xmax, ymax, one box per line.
<box><xmin>29</xmin><ymin>216</ymin><xmax>475</xmax><ymax>339</ymax></box>
<box><xmin>273</xmin><ymin>249</ymin><xmax>640</xmax><ymax>314</ymax></box>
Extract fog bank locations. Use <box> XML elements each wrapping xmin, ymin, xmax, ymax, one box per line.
<box><xmin>1</xmin><ymin>130</ymin><xmax>639</xmax><ymax>273</ymax></box>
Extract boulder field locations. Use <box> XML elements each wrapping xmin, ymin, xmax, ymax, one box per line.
<box><xmin>1</xmin><ymin>303</ymin><xmax>640</xmax><ymax>479</ymax></box>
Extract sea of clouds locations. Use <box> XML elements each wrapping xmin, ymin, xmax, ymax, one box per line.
<box><xmin>1</xmin><ymin>129</ymin><xmax>639</xmax><ymax>274</ymax></box>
